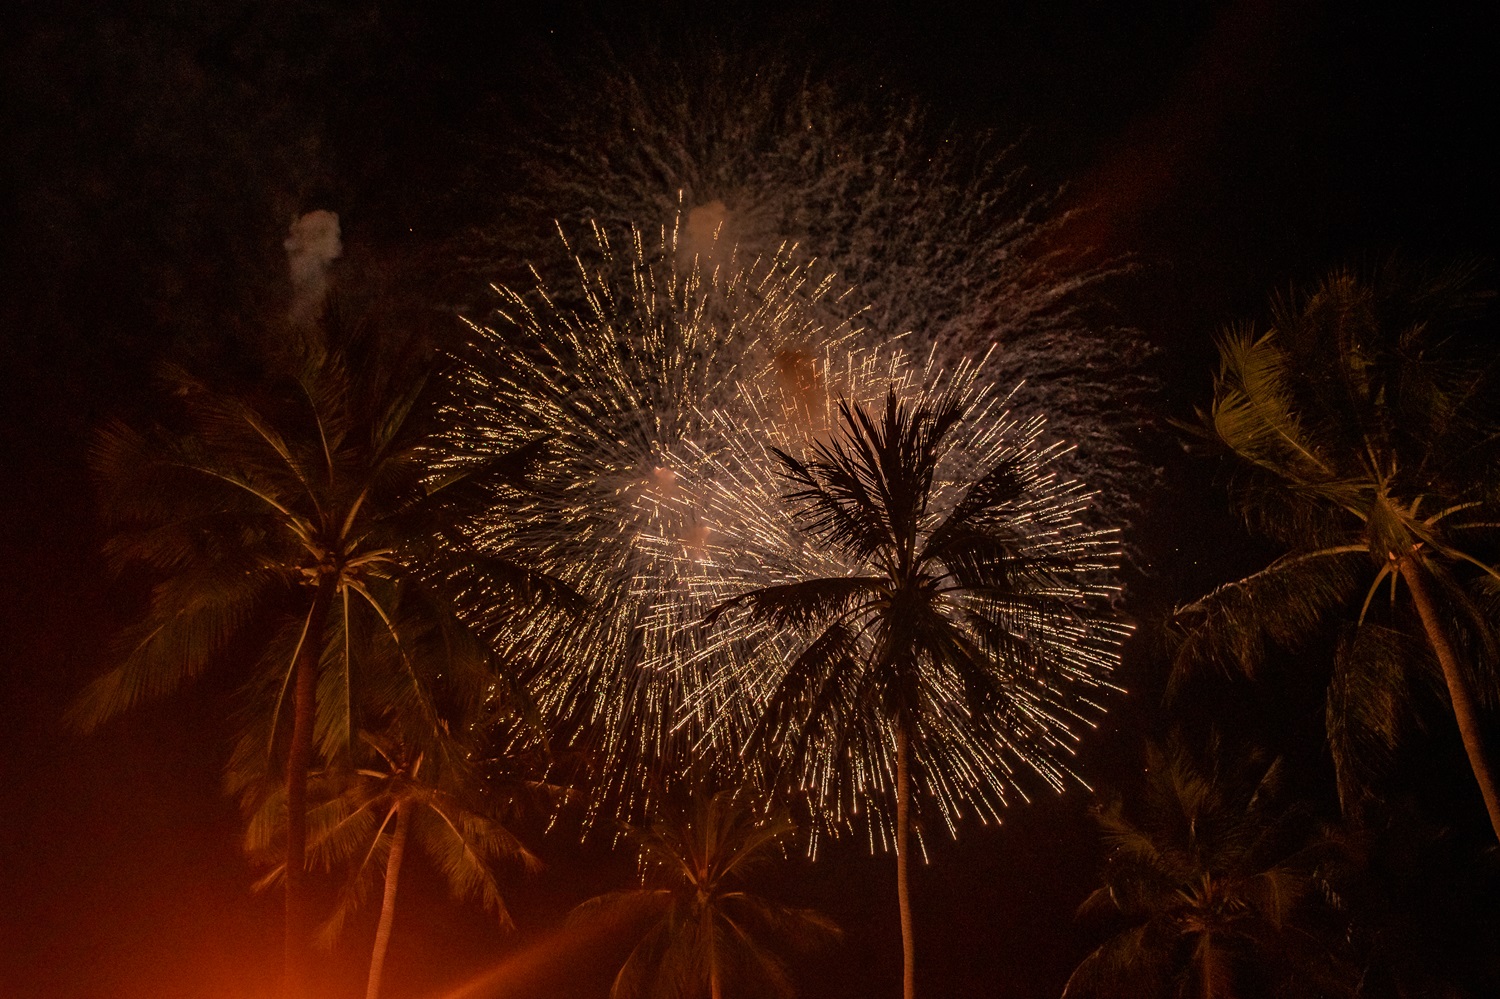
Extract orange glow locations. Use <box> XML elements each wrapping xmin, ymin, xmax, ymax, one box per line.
<box><xmin>428</xmin><ymin>908</ymin><xmax>631</xmax><ymax>999</ymax></box>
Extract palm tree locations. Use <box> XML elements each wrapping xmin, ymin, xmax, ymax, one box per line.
<box><xmin>1064</xmin><ymin>739</ymin><xmax>1343</xmax><ymax>999</ymax></box>
<box><xmin>571</xmin><ymin>787</ymin><xmax>839</xmax><ymax>999</ymax></box>
<box><xmin>71</xmin><ymin>310</ymin><xmax>570</xmax><ymax>990</ymax></box>
<box><xmin>245</xmin><ymin>726</ymin><xmax>541</xmax><ymax>999</ymax></box>
<box><xmin>708</xmin><ymin>388</ymin><xmax>1124</xmax><ymax>999</ymax></box>
<box><xmin>1175</xmin><ymin>263</ymin><xmax>1500</xmax><ymax>838</ymax></box>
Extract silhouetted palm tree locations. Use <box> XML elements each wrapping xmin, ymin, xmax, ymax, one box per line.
<box><xmin>73</xmin><ymin>310</ymin><xmax>571</xmax><ymax>989</ymax></box>
<box><xmin>572</xmin><ymin>787</ymin><xmax>838</xmax><ymax>999</ymax></box>
<box><xmin>1064</xmin><ymin>739</ymin><xmax>1343</xmax><ymax>999</ymax></box>
<box><xmin>709</xmin><ymin>388</ymin><xmax>1123</xmax><ymax>999</ymax></box>
<box><xmin>1176</xmin><ymin>263</ymin><xmax>1500</xmax><ymax>838</ymax></box>
<box><xmin>246</xmin><ymin>726</ymin><xmax>541</xmax><ymax>999</ymax></box>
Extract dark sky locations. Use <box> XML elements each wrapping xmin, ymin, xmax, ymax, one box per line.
<box><xmin>1</xmin><ymin>2</ymin><xmax>1495</xmax><ymax>998</ymax></box>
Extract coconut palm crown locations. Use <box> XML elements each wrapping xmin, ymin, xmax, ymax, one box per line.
<box><xmin>245</xmin><ymin>725</ymin><xmax>541</xmax><ymax>999</ymax></box>
<box><xmin>72</xmin><ymin>309</ymin><xmax>572</xmax><ymax>988</ymax></box>
<box><xmin>572</xmin><ymin>786</ymin><xmax>838</xmax><ymax>999</ymax></box>
<box><xmin>708</xmin><ymin>386</ymin><xmax>1125</xmax><ymax>999</ymax></box>
<box><xmin>1175</xmin><ymin>262</ymin><xmax>1500</xmax><ymax>836</ymax></box>
<box><xmin>1064</xmin><ymin>738</ymin><xmax>1342</xmax><ymax>999</ymax></box>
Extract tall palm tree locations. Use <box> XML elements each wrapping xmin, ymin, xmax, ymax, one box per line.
<box><xmin>572</xmin><ymin>787</ymin><xmax>839</xmax><ymax>999</ymax></box>
<box><xmin>1064</xmin><ymin>739</ymin><xmax>1342</xmax><ymax>999</ymax></box>
<box><xmin>245</xmin><ymin>726</ymin><xmax>541</xmax><ymax>999</ymax></box>
<box><xmin>708</xmin><ymin>388</ymin><xmax>1124</xmax><ymax>999</ymax></box>
<box><xmin>71</xmin><ymin>310</ymin><xmax>570</xmax><ymax>991</ymax></box>
<box><xmin>1175</xmin><ymin>263</ymin><xmax>1500</xmax><ymax>838</ymax></box>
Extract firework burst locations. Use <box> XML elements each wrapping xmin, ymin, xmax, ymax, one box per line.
<box><xmin>442</xmin><ymin>220</ymin><xmax>863</xmax><ymax>817</ymax></box>
<box><xmin>466</xmin><ymin>46</ymin><xmax>1158</xmax><ymax>513</ymax></box>
<box><xmin>669</xmin><ymin>346</ymin><xmax>1129</xmax><ymax>855</ymax></box>
<box><xmin>449</xmin><ymin>215</ymin><xmax>1125</xmax><ymax>842</ymax></box>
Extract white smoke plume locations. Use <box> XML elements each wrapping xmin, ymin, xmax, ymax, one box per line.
<box><xmin>284</xmin><ymin>209</ymin><xmax>342</xmax><ymax>326</ymax></box>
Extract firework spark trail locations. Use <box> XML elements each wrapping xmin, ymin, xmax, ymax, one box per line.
<box><xmin>472</xmin><ymin>47</ymin><xmax>1159</xmax><ymax>515</ymax></box>
<box><xmin>663</xmin><ymin>344</ymin><xmax>1130</xmax><ymax>855</ymax></box>
<box><xmin>442</xmin><ymin>220</ymin><xmax>864</xmax><ymax>819</ymax></box>
<box><xmin>450</xmin><ymin>214</ymin><xmax>1127</xmax><ymax>843</ymax></box>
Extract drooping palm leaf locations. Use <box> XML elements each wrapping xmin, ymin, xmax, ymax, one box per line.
<box><xmin>704</xmin><ymin>576</ymin><xmax>884</xmax><ymax>631</ymax></box>
<box><xmin>1172</xmin><ymin>546</ymin><xmax>1366</xmax><ymax>682</ymax></box>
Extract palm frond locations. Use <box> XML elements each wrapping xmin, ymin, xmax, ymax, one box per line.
<box><xmin>418</xmin><ymin>803</ymin><xmax>536</xmax><ymax>931</ymax></box>
<box><xmin>1209</xmin><ymin>326</ymin><xmax>1334</xmax><ymax>483</ymax></box>
<box><xmin>705</xmin><ymin>575</ymin><xmax>882</xmax><ymax>628</ymax></box>
<box><xmin>67</xmin><ymin>568</ymin><xmax>281</xmax><ymax>731</ymax></box>
<box><xmin>440</xmin><ymin>551</ymin><xmax>588</xmax><ymax>618</ymax></box>
<box><xmin>316</xmin><ymin>860</ymin><xmax>382</xmax><ymax>951</ymax></box>
<box><xmin>921</xmin><ymin>452</ymin><xmax>1030</xmax><ymax>558</ymax></box>
<box><xmin>720</xmin><ymin>893</ymin><xmax>842</xmax><ymax>951</ymax></box>
<box><xmin>567</xmin><ymin>888</ymin><xmax>671</xmax><ymax>928</ymax></box>
<box><xmin>771</xmin><ymin>444</ymin><xmax>892</xmax><ymax>564</ymax></box>
<box><xmin>609</xmin><ymin>917</ymin><xmax>674</xmax><ymax>999</ymax></box>
<box><xmin>1240</xmin><ymin>866</ymin><xmax>1307</xmax><ymax>929</ymax></box>
<box><xmin>1095</xmin><ymin>802</ymin><xmax>1169</xmax><ymax>873</ymax></box>
<box><xmin>754</xmin><ymin>626</ymin><xmax>869</xmax><ymax>771</ymax></box>
<box><xmin>1172</xmin><ymin>547</ymin><xmax>1365</xmax><ymax>682</ymax></box>
<box><xmin>1326</xmin><ymin>623</ymin><xmax>1439</xmax><ymax>812</ymax></box>
<box><xmin>1060</xmin><ymin>924</ymin><xmax>1164</xmax><ymax>999</ymax></box>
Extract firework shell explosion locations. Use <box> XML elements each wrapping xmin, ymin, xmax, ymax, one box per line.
<box><xmin>447</xmin><ymin>221</ymin><xmax>1125</xmax><ymax>845</ymax></box>
<box><xmin>465</xmin><ymin>46</ymin><xmax>1158</xmax><ymax>516</ymax></box>
<box><xmin>443</xmin><ymin>220</ymin><xmax>865</xmax><ymax>818</ymax></box>
<box><xmin>675</xmin><ymin>347</ymin><xmax>1129</xmax><ymax>856</ymax></box>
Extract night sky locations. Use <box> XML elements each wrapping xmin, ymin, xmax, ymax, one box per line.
<box><xmin>1</xmin><ymin>2</ymin><xmax>1496</xmax><ymax>998</ymax></box>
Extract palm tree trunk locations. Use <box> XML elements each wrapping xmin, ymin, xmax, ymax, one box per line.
<box><xmin>1400</xmin><ymin>557</ymin><xmax>1500</xmax><ymax>840</ymax></box>
<box><xmin>895</xmin><ymin>726</ymin><xmax>915</xmax><ymax>999</ymax></box>
<box><xmin>286</xmin><ymin>576</ymin><xmax>336</xmax><ymax>995</ymax></box>
<box><xmin>709</xmin><ymin>925</ymin><xmax>722</xmax><ymax>999</ymax></box>
<box><xmin>1198</xmin><ymin>932</ymin><xmax>1221</xmax><ymax>999</ymax></box>
<box><xmin>366</xmin><ymin>801</ymin><xmax>412</xmax><ymax>999</ymax></box>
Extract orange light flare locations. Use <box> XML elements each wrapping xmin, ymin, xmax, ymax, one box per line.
<box><xmin>1032</xmin><ymin>0</ymin><xmax>1290</xmax><ymax>266</ymax></box>
<box><xmin>425</xmin><ymin>905</ymin><xmax>640</xmax><ymax>999</ymax></box>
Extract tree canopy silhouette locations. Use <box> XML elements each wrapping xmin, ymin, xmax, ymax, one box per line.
<box><xmin>572</xmin><ymin>786</ymin><xmax>837</xmax><ymax>999</ymax></box>
<box><xmin>710</xmin><ymin>386</ymin><xmax>1124</xmax><ymax>998</ymax></box>
<box><xmin>1175</xmin><ymin>262</ymin><xmax>1500</xmax><ymax>838</ymax></box>
<box><xmin>1065</xmin><ymin>738</ymin><xmax>1344</xmax><ymax>999</ymax></box>
<box><xmin>74</xmin><ymin>307</ymin><xmax>573</xmax><ymax>990</ymax></box>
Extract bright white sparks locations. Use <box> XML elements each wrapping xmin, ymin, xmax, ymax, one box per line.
<box><xmin>446</xmin><ymin>220</ymin><xmax>1127</xmax><ymax>845</ymax></box>
<box><xmin>666</xmin><ymin>346</ymin><xmax>1130</xmax><ymax>854</ymax></box>
<box><xmin>444</xmin><ymin>219</ymin><xmax>862</xmax><ymax>818</ymax></box>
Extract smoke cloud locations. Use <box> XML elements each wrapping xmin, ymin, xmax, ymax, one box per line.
<box><xmin>284</xmin><ymin>209</ymin><xmax>342</xmax><ymax>326</ymax></box>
